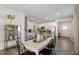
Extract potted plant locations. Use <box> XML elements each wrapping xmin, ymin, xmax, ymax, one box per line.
<box><xmin>36</xmin><ymin>27</ymin><xmax>45</xmax><ymax>42</ymax></box>
<box><xmin>6</xmin><ymin>14</ymin><xmax>15</xmax><ymax>24</ymax></box>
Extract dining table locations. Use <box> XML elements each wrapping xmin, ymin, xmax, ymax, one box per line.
<box><xmin>24</xmin><ymin>37</ymin><xmax>53</xmax><ymax>55</ymax></box>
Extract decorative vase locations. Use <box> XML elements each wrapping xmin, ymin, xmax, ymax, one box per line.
<box><xmin>40</xmin><ymin>35</ymin><xmax>43</xmax><ymax>41</ymax></box>
<box><xmin>37</xmin><ymin>34</ymin><xmax>43</xmax><ymax>42</ymax></box>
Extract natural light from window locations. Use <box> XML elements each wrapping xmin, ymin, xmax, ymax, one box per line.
<box><xmin>62</xmin><ymin>26</ymin><xmax>67</xmax><ymax>30</ymax></box>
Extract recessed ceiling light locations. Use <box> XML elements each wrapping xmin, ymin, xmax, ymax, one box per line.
<box><xmin>45</xmin><ymin>17</ymin><xmax>48</xmax><ymax>19</ymax></box>
<box><xmin>57</xmin><ymin>12</ymin><xmax>60</xmax><ymax>15</ymax></box>
<box><xmin>45</xmin><ymin>17</ymin><xmax>49</xmax><ymax>19</ymax></box>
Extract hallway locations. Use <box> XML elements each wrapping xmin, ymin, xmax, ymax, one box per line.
<box><xmin>56</xmin><ymin>37</ymin><xmax>75</xmax><ymax>55</ymax></box>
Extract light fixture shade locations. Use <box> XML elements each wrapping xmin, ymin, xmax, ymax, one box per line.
<box><xmin>57</xmin><ymin>12</ymin><xmax>60</xmax><ymax>15</ymax></box>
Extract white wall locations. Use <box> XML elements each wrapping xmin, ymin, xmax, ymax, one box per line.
<box><xmin>58</xmin><ymin>17</ymin><xmax>74</xmax><ymax>38</ymax></box>
<box><xmin>73</xmin><ymin>5</ymin><xmax>79</xmax><ymax>54</ymax></box>
<box><xmin>0</xmin><ymin>7</ymin><xmax>25</xmax><ymax>50</ymax></box>
<box><xmin>0</xmin><ymin>17</ymin><xmax>5</xmax><ymax>50</ymax></box>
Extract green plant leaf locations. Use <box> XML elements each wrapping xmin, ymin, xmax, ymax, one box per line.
<box><xmin>6</xmin><ymin>14</ymin><xmax>15</xmax><ymax>20</ymax></box>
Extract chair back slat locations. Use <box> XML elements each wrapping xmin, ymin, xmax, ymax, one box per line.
<box><xmin>16</xmin><ymin>41</ymin><xmax>27</xmax><ymax>55</ymax></box>
<box><xmin>47</xmin><ymin>38</ymin><xmax>56</xmax><ymax>49</ymax></box>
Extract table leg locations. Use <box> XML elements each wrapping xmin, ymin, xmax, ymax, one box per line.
<box><xmin>36</xmin><ymin>51</ymin><xmax>39</xmax><ymax>55</ymax></box>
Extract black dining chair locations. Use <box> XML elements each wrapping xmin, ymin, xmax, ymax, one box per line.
<box><xmin>16</xmin><ymin>41</ymin><xmax>36</xmax><ymax>55</ymax></box>
<box><xmin>39</xmin><ymin>38</ymin><xmax>56</xmax><ymax>55</ymax></box>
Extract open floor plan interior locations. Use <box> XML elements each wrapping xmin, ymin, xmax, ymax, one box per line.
<box><xmin>0</xmin><ymin>4</ymin><xmax>79</xmax><ymax>55</ymax></box>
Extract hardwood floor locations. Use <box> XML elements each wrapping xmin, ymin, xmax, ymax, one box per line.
<box><xmin>55</xmin><ymin>37</ymin><xmax>75</xmax><ymax>55</ymax></box>
<box><xmin>0</xmin><ymin>37</ymin><xmax>75</xmax><ymax>55</ymax></box>
<box><xmin>0</xmin><ymin>47</ymin><xmax>17</xmax><ymax>55</ymax></box>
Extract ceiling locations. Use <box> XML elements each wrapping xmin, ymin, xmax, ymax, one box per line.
<box><xmin>0</xmin><ymin>4</ymin><xmax>74</xmax><ymax>23</ymax></box>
